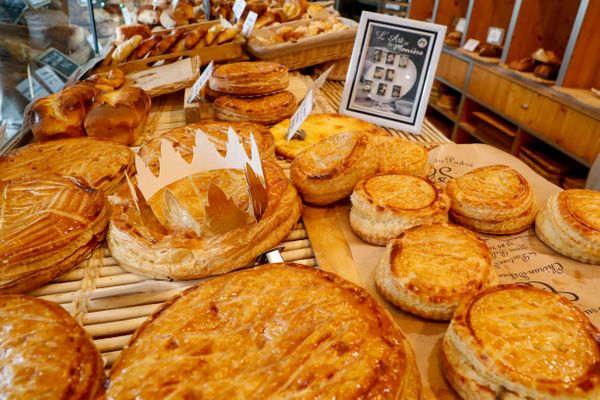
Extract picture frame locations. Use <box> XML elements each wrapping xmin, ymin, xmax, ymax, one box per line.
<box><xmin>340</xmin><ymin>11</ymin><xmax>446</xmax><ymax>134</ymax></box>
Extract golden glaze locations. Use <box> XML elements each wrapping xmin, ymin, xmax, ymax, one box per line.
<box><xmin>363</xmin><ymin>174</ymin><xmax>437</xmax><ymax>210</ymax></box>
<box><xmin>209</xmin><ymin>61</ymin><xmax>289</xmax><ymax>96</ymax></box>
<box><xmin>0</xmin><ymin>295</ymin><xmax>105</xmax><ymax>399</ymax></box>
<box><xmin>0</xmin><ymin>138</ymin><xmax>134</xmax><ymax>195</ymax></box>
<box><xmin>106</xmin><ymin>264</ymin><xmax>422</xmax><ymax>399</ymax></box>
<box><xmin>271</xmin><ymin>113</ymin><xmax>389</xmax><ymax>159</ymax></box>
<box><xmin>0</xmin><ymin>174</ymin><xmax>108</xmax><ymax>293</ymax></box>
<box><xmin>214</xmin><ymin>90</ymin><xmax>297</xmax><ymax>125</ymax></box>
<box><xmin>375</xmin><ymin>223</ymin><xmax>497</xmax><ymax>320</ymax></box>
<box><xmin>444</xmin><ymin>284</ymin><xmax>600</xmax><ymax>399</ymax></box>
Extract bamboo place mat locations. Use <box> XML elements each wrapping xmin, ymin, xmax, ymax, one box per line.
<box><xmin>28</xmin><ymin>77</ymin><xmax>450</xmax><ymax>371</ymax></box>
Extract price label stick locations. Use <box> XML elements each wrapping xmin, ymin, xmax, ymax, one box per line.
<box><xmin>233</xmin><ymin>0</ymin><xmax>246</xmax><ymax>21</ymax></box>
<box><xmin>286</xmin><ymin>89</ymin><xmax>313</xmax><ymax>141</ymax></box>
<box><xmin>242</xmin><ymin>11</ymin><xmax>257</xmax><ymax>37</ymax></box>
<box><xmin>187</xmin><ymin>61</ymin><xmax>213</xmax><ymax>104</ymax></box>
<box><xmin>313</xmin><ymin>65</ymin><xmax>334</xmax><ymax>113</ymax></box>
<box><xmin>204</xmin><ymin>0</ymin><xmax>210</xmax><ymax>20</ymax></box>
<box><xmin>462</xmin><ymin>38</ymin><xmax>479</xmax><ymax>52</ymax></box>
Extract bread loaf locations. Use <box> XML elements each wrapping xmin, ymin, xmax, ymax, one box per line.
<box><xmin>116</xmin><ymin>24</ymin><xmax>151</xmax><ymax>44</ymax></box>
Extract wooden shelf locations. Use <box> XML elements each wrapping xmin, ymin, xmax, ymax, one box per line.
<box><xmin>434</xmin><ymin>0</ymin><xmax>469</xmax><ymax>30</ymax></box>
<box><xmin>429</xmin><ymin>101</ymin><xmax>458</xmax><ymax>122</ymax></box>
<box><xmin>464</xmin><ymin>0</ymin><xmax>515</xmax><ymax>46</ymax></box>
<box><xmin>458</xmin><ymin>121</ymin><xmax>512</xmax><ymax>153</ymax></box>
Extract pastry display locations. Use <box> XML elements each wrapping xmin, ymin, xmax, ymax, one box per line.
<box><xmin>508</xmin><ymin>56</ymin><xmax>535</xmax><ymax>72</ymax></box>
<box><xmin>370</xmin><ymin>136</ymin><xmax>430</xmax><ymax>177</ymax></box>
<box><xmin>111</xmin><ymin>34</ymin><xmax>143</xmax><ymax>65</ymax></box>
<box><xmin>271</xmin><ymin>113</ymin><xmax>389</xmax><ymax>159</ymax></box>
<box><xmin>210</xmin><ymin>0</ymin><xmax>325</xmax><ymax>27</ymax></box>
<box><xmin>83</xmin><ymin>68</ymin><xmax>126</xmax><ymax>92</ymax></box>
<box><xmin>0</xmin><ymin>174</ymin><xmax>109</xmax><ymax>294</ymax></box>
<box><xmin>0</xmin><ymin>295</ymin><xmax>105</xmax><ymax>399</ymax></box>
<box><xmin>478</xmin><ymin>44</ymin><xmax>502</xmax><ymax>58</ymax></box>
<box><xmin>108</xmin><ymin>127</ymin><xmax>302</xmax><ymax>280</ymax></box>
<box><xmin>376</xmin><ymin>223</ymin><xmax>498</xmax><ymax>320</ymax></box>
<box><xmin>209</xmin><ymin>61</ymin><xmax>289</xmax><ymax>96</ymax></box>
<box><xmin>214</xmin><ymin>90</ymin><xmax>297</xmax><ymax>125</ymax></box>
<box><xmin>446</xmin><ymin>165</ymin><xmax>536</xmax><ymax>234</ymax></box>
<box><xmin>141</xmin><ymin>120</ymin><xmax>276</xmax><ymax>160</ymax></box>
<box><xmin>0</xmin><ymin>138</ymin><xmax>134</xmax><ymax>195</ymax></box>
<box><xmin>533</xmin><ymin>63</ymin><xmax>559</xmax><ymax>80</ymax></box>
<box><xmin>536</xmin><ymin>189</ymin><xmax>600</xmax><ymax>264</ymax></box>
<box><xmin>442</xmin><ymin>284</ymin><xmax>600</xmax><ymax>399</ymax></box>
<box><xmin>84</xmin><ymin>86</ymin><xmax>151</xmax><ymax>146</ymax></box>
<box><xmin>350</xmin><ymin>174</ymin><xmax>450</xmax><ymax>245</ymax></box>
<box><xmin>106</xmin><ymin>263</ymin><xmax>422</xmax><ymax>398</ymax></box>
<box><xmin>510</xmin><ymin>48</ymin><xmax>562</xmax><ymax>80</ymax></box>
<box><xmin>249</xmin><ymin>15</ymin><xmax>351</xmax><ymax>46</ymax></box>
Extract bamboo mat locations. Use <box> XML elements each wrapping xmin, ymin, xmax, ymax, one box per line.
<box><xmin>28</xmin><ymin>77</ymin><xmax>450</xmax><ymax>371</ymax></box>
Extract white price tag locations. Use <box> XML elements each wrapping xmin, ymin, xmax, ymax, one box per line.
<box><xmin>462</xmin><ymin>38</ymin><xmax>480</xmax><ymax>52</ymax></box>
<box><xmin>121</xmin><ymin>6</ymin><xmax>134</xmax><ymax>25</ymax></box>
<box><xmin>204</xmin><ymin>0</ymin><xmax>211</xmax><ymax>20</ymax></box>
<box><xmin>16</xmin><ymin>77</ymin><xmax>49</xmax><ymax>101</ymax></box>
<box><xmin>286</xmin><ymin>89</ymin><xmax>313</xmax><ymax>141</ymax></box>
<box><xmin>455</xmin><ymin>18</ymin><xmax>466</xmax><ymax>33</ymax></box>
<box><xmin>220</xmin><ymin>15</ymin><xmax>233</xmax><ymax>28</ymax></box>
<box><xmin>487</xmin><ymin>26</ymin><xmax>505</xmax><ymax>45</ymax></box>
<box><xmin>242</xmin><ymin>11</ymin><xmax>257</xmax><ymax>37</ymax></box>
<box><xmin>233</xmin><ymin>0</ymin><xmax>246</xmax><ymax>21</ymax></box>
<box><xmin>35</xmin><ymin>65</ymin><xmax>65</xmax><ymax>93</ymax></box>
<box><xmin>188</xmin><ymin>61</ymin><xmax>213</xmax><ymax>104</ymax></box>
<box><xmin>313</xmin><ymin>65</ymin><xmax>334</xmax><ymax>90</ymax></box>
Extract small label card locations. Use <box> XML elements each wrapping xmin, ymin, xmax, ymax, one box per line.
<box><xmin>462</xmin><ymin>38</ymin><xmax>480</xmax><ymax>52</ymax></box>
<box><xmin>242</xmin><ymin>11</ymin><xmax>258</xmax><ymax>37</ymax></box>
<box><xmin>487</xmin><ymin>26</ymin><xmax>505</xmax><ymax>45</ymax></box>
<box><xmin>204</xmin><ymin>0</ymin><xmax>210</xmax><ymax>20</ymax></box>
<box><xmin>233</xmin><ymin>0</ymin><xmax>246</xmax><ymax>21</ymax></box>
<box><xmin>35</xmin><ymin>65</ymin><xmax>65</xmax><ymax>93</ymax></box>
<box><xmin>16</xmin><ymin>76</ymin><xmax>49</xmax><ymax>101</ymax></box>
<box><xmin>313</xmin><ymin>65</ymin><xmax>334</xmax><ymax>89</ymax></box>
<box><xmin>187</xmin><ymin>61</ymin><xmax>213</xmax><ymax>104</ymax></box>
<box><xmin>36</xmin><ymin>47</ymin><xmax>79</xmax><ymax>79</ymax></box>
<box><xmin>455</xmin><ymin>17</ymin><xmax>466</xmax><ymax>33</ymax></box>
<box><xmin>286</xmin><ymin>89</ymin><xmax>313</xmax><ymax>141</ymax></box>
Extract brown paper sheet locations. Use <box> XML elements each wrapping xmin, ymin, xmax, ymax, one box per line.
<box><xmin>331</xmin><ymin>143</ymin><xmax>600</xmax><ymax>399</ymax></box>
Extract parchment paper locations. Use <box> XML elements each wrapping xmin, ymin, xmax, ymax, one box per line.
<box><xmin>334</xmin><ymin>143</ymin><xmax>600</xmax><ymax>399</ymax></box>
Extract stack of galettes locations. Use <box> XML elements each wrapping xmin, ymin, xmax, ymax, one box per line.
<box><xmin>209</xmin><ymin>61</ymin><xmax>297</xmax><ymax>125</ymax></box>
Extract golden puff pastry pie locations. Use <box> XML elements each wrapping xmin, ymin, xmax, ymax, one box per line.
<box><xmin>350</xmin><ymin>174</ymin><xmax>450</xmax><ymax>245</ymax></box>
<box><xmin>209</xmin><ymin>61</ymin><xmax>289</xmax><ymax>96</ymax></box>
<box><xmin>442</xmin><ymin>284</ymin><xmax>600</xmax><ymax>399</ymax></box>
<box><xmin>106</xmin><ymin>263</ymin><xmax>422</xmax><ymax>399</ymax></box>
<box><xmin>376</xmin><ymin>223</ymin><xmax>498</xmax><ymax>320</ymax></box>
<box><xmin>447</xmin><ymin>165</ymin><xmax>536</xmax><ymax>234</ymax></box>
<box><xmin>108</xmin><ymin>132</ymin><xmax>302</xmax><ymax>280</ymax></box>
<box><xmin>141</xmin><ymin>120</ymin><xmax>276</xmax><ymax>160</ymax></box>
<box><xmin>370</xmin><ymin>136</ymin><xmax>430</xmax><ymax>177</ymax></box>
<box><xmin>214</xmin><ymin>90</ymin><xmax>297</xmax><ymax>125</ymax></box>
<box><xmin>536</xmin><ymin>189</ymin><xmax>600</xmax><ymax>264</ymax></box>
<box><xmin>0</xmin><ymin>138</ymin><xmax>134</xmax><ymax>195</ymax></box>
<box><xmin>0</xmin><ymin>174</ymin><xmax>109</xmax><ymax>294</ymax></box>
<box><xmin>0</xmin><ymin>295</ymin><xmax>105</xmax><ymax>399</ymax></box>
<box><xmin>291</xmin><ymin>130</ymin><xmax>377</xmax><ymax>205</ymax></box>
<box><xmin>271</xmin><ymin>113</ymin><xmax>389</xmax><ymax>159</ymax></box>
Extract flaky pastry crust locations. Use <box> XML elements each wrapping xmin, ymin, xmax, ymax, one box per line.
<box><xmin>209</xmin><ymin>61</ymin><xmax>289</xmax><ymax>96</ymax></box>
<box><xmin>106</xmin><ymin>264</ymin><xmax>421</xmax><ymax>399</ymax></box>
<box><xmin>214</xmin><ymin>90</ymin><xmax>297</xmax><ymax>125</ymax></box>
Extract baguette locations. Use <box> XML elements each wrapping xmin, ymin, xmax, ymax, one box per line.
<box><xmin>204</xmin><ymin>23</ymin><xmax>223</xmax><ymax>46</ymax></box>
<box><xmin>129</xmin><ymin>34</ymin><xmax>163</xmax><ymax>61</ymax></box>
<box><xmin>111</xmin><ymin>35</ymin><xmax>143</xmax><ymax>65</ymax></box>
<box><xmin>150</xmin><ymin>28</ymin><xmax>185</xmax><ymax>56</ymax></box>
<box><xmin>216</xmin><ymin>26</ymin><xmax>239</xmax><ymax>45</ymax></box>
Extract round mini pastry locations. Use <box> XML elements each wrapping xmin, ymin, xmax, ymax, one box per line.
<box><xmin>0</xmin><ymin>295</ymin><xmax>105</xmax><ymax>399</ymax></box>
<box><xmin>536</xmin><ymin>189</ymin><xmax>600</xmax><ymax>264</ymax></box>
<box><xmin>441</xmin><ymin>284</ymin><xmax>600</xmax><ymax>399</ymax></box>
<box><xmin>271</xmin><ymin>113</ymin><xmax>389</xmax><ymax>159</ymax></box>
<box><xmin>350</xmin><ymin>174</ymin><xmax>449</xmax><ymax>245</ymax></box>
<box><xmin>106</xmin><ymin>263</ymin><xmax>422</xmax><ymax>398</ymax></box>
<box><xmin>214</xmin><ymin>90</ymin><xmax>297</xmax><ymax>125</ymax></box>
<box><xmin>0</xmin><ymin>174</ymin><xmax>109</xmax><ymax>294</ymax></box>
<box><xmin>209</xmin><ymin>61</ymin><xmax>289</xmax><ymax>96</ymax></box>
<box><xmin>447</xmin><ymin>165</ymin><xmax>535</xmax><ymax>234</ymax></box>
<box><xmin>0</xmin><ymin>138</ymin><xmax>134</xmax><ymax>194</ymax></box>
<box><xmin>109</xmin><ymin>130</ymin><xmax>302</xmax><ymax>280</ymax></box>
<box><xmin>290</xmin><ymin>131</ymin><xmax>377</xmax><ymax>205</ymax></box>
<box><xmin>370</xmin><ymin>136</ymin><xmax>430</xmax><ymax>177</ymax></box>
<box><xmin>140</xmin><ymin>120</ymin><xmax>276</xmax><ymax>160</ymax></box>
<box><xmin>375</xmin><ymin>223</ymin><xmax>497</xmax><ymax>320</ymax></box>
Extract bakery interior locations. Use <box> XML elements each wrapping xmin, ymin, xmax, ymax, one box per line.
<box><xmin>1</xmin><ymin>0</ymin><xmax>599</xmax><ymax>398</ymax></box>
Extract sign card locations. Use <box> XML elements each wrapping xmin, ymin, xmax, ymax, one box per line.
<box><xmin>455</xmin><ymin>17</ymin><xmax>466</xmax><ymax>33</ymax></box>
<box><xmin>339</xmin><ymin>11</ymin><xmax>446</xmax><ymax>134</ymax></box>
<box><xmin>487</xmin><ymin>26</ymin><xmax>505</xmax><ymax>45</ymax></box>
<box><xmin>462</xmin><ymin>38</ymin><xmax>480</xmax><ymax>52</ymax></box>
<box><xmin>242</xmin><ymin>11</ymin><xmax>258</xmax><ymax>37</ymax></box>
<box><xmin>35</xmin><ymin>65</ymin><xmax>65</xmax><ymax>93</ymax></box>
<box><xmin>233</xmin><ymin>0</ymin><xmax>246</xmax><ymax>21</ymax></box>
<box><xmin>187</xmin><ymin>61</ymin><xmax>213</xmax><ymax>104</ymax></box>
<box><xmin>36</xmin><ymin>48</ymin><xmax>79</xmax><ymax>79</ymax></box>
<box><xmin>286</xmin><ymin>89</ymin><xmax>313</xmax><ymax>141</ymax></box>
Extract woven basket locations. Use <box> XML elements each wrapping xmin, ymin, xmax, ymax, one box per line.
<box><xmin>246</xmin><ymin>18</ymin><xmax>357</xmax><ymax>70</ymax></box>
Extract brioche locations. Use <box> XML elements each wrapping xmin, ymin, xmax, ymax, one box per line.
<box><xmin>375</xmin><ymin>223</ymin><xmax>497</xmax><ymax>320</ymax></box>
<box><xmin>350</xmin><ymin>174</ymin><xmax>449</xmax><ymax>245</ymax></box>
<box><xmin>209</xmin><ymin>61</ymin><xmax>289</xmax><ymax>96</ymax></box>
<box><xmin>214</xmin><ymin>90</ymin><xmax>297</xmax><ymax>125</ymax></box>
<box><xmin>84</xmin><ymin>68</ymin><xmax>125</xmax><ymax>92</ymax></box>
<box><xmin>0</xmin><ymin>295</ymin><xmax>105</xmax><ymax>399</ymax></box>
<box><xmin>84</xmin><ymin>86</ymin><xmax>151</xmax><ymax>145</ymax></box>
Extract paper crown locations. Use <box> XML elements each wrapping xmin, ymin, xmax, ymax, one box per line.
<box><xmin>134</xmin><ymin>127</ymin><xmax>265</xmax><ymax>201</ymax></box>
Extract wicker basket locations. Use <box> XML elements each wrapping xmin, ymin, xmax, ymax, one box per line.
<box><xmin>246</xmin><ymin>18</ymin><xmax>357</xmax><ymax>70</ymax></box>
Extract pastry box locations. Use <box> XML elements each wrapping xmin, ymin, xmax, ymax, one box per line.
<box><xmin>245</xmin><ymin>17</ymin><xmax>357</xmax><ymax>70</ymax></box>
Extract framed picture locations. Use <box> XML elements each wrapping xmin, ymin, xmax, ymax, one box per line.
<box><xmin>340</xmin><ymin>11</ymin><xmax>446</xmax><ymax>134</ymax></box>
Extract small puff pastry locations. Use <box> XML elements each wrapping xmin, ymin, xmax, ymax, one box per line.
<box><xmin>0</xmin><ymin>174</ymin><xmax>109</xmax><ymax>294</ymax></box>
<box><xmin>0</xmin><ymin>137</ymin><xmax>134</xmax><ymax>195</ymax></box>
<box><xmin>441</xmin><ymin>284</ymin><xmax>600</xmax><ymax>399</ymax></box>
<box><xmin>214</xmin><ymin>90</ymin><xmax>297</xmax><ymax>125</ymax></box>
<box><xmin>375</xmin><ymin>223</ymin><xmax>498</xmax><ymax>320</ymax></box>
<box><xmin>106</xmin><ymin>264</ymin><xmax>422</xmax><ymax>399</ymax></box>
<box><xmin>535</xmin><ymin>189</ymin><xmax>600</xmax><ymax>264</ymax></box>
<box><xmin>0</xmin><ymin>295</ymin><xmax>105</xmax><ymax>399</ymax></box>
<box><xmin>350</xmin><ymin>174</ymin><xmax>449</xmax><ymax>245</ymax></box>
<box><xmin>209</xmin><ymin>61</ymin><xmax>289</xmax><ymax>96</ymax></box>
<box><xmin>447</xmin><ymin>165</ymin><xmax>535</xmax><ymax>234</ymax></box>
